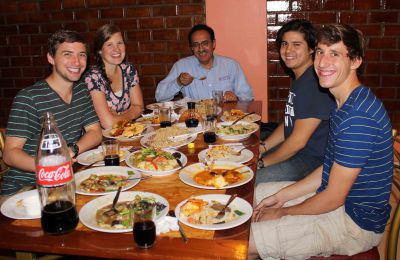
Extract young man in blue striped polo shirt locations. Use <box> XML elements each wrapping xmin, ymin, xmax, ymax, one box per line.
<box><xmin>249</xmin><ymin>24</ymin><xmax>393</xmax><ymax>259</ymax></box>
<box><xmin>2</xmin><ymin>30</ymin><xmax>102</xmax><ymax>196</ymax></box>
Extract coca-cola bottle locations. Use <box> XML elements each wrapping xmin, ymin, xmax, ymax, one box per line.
<box><xmin>35</xmin><ymin>112</ymin><xmax>79</xmax><ymax>235</ymax></box>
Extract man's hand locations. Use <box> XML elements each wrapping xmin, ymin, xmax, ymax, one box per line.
<box><xmin>223</xmin><ymin>91</ymin><xmax>238</xmax><ymax>102</ymax></box>
<box><xmin>253</xmin><ymin>207</ymin><xmax>285</xmax><ymax>222</ymax></box>
<box><xmin>252</xmin><ymin>194</ymin><xmax>285</xmax><ymax>222</ymax></box>
<box><xmin>177</xmin><ymin>72</ymin><xmax>194</xmax><ymax>86</ymax></box>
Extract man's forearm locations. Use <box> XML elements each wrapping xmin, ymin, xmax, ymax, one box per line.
<box><xmin>277</xmin><ymin>166</ymin><xmax>323</xmax><ymax>203</ymax></box>
<box><xmin>4</xmin><ymin>149</ymin><xmax>35</xmax><ymax>172</ymax></box>
<box><xmin>76</xmin><ymin>125</ymin><xmax>102</xmax><ymax>154</ymax></box>
<box><xmin>281</xmin><ymin>188</ymin><xmax>343</xmax><ymax>217</ymax></box>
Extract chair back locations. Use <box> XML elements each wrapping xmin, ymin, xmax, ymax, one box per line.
<box><xmin>387</xmin><ymin>129</ymin><xmax>400</xmax><ymax>260</ymax></box>
<box><xmin>0</xmin><ymin>131</ymin><xmax>4</xmax><ymax>153</ymax></box>
<box><xmin>0</xmin><ymin>130</ymin><xmax>7</xmax><ymax>193</ymax></box>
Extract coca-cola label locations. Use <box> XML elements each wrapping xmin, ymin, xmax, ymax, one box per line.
<box><xmin>36</xmin><ymin>161</ymin><xmax>73</xmax><ymax>186</ymax></box>
<box><xmin>40</xmin><ymin>134</ymin><xmax>62</xmax><ymax>150</ymax></box>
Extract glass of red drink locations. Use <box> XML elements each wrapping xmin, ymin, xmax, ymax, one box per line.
<box><xmin>102</xmin><ymin>140</ymin><xmax>120</xmax><ymax>166</ymax></box>
<box><xmin>132</xmin><ymin>203</ymin><xmax>156</xmax><ymax>249</ymax></box>
<box><xmin>159</xmin><ymin>107</ymin><xmax>172</xmax><ymax>128</ymax></box>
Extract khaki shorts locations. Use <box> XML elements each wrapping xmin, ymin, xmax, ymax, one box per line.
<box><xmin>251</xmin><ymin>182</ymin><xmax>383</xmax><ymax>260</ymax></box>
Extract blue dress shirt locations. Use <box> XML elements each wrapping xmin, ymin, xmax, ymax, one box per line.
<box><xmin>155</xmin><ymin>54</ymin><xmax>254</xmax><ymax>102</ymax></box>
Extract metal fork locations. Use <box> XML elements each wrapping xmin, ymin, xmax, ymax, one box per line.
<box><xmin>215</xmin><ymin>194</ymin><xmax>237</xmax><ymax>219</ymax></box>
<box><xmin>128</xmin><ymin>146</ymin><xmax>140</xmax><ymax>153</ymax></box>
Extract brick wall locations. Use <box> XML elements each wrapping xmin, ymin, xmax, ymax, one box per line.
<box><xmin>267</xmin><ymin>0</ymin><xmax>400</xmax><ymax>129</ymax></box>
<box><xmin>1</xmin><ymin>0</ymin><xmax>399</xmax><ymax>129</ymax></box>
<box><xmin>0</xmin><ymin>0</ymin><xmax>205</xmax><ymax>128</ymax></box>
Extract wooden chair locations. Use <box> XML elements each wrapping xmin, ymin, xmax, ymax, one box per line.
<box><xmin>387</xmin><ymin>130</ymin><xmax>400</xmax><ymax>260</ymax></box>
<box><xmin>307</xmin><ymin>130</ymin><xmax>400</xmax><ymax>260</ymax></box>
<box><xmin>0</xmin><ymin>129</ymin><xmax>9</xmax><ymax>193</ymax></box>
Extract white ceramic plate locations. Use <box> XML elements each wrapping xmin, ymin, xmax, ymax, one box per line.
<box><xmin>102</xmin><ymin>125</ymin><xmax>154</xmax><ymax>142</ymax></box>
<box><xmin>140</xmin><ymin>130</ymin><xmax>197</xmax><ymax>149</ymax></box>
<box><xmin>125</xmin><ymin>149</ymin><xmax>187</xmax><ymax>176</ymax></box>
<box><xmin>136</xmin><ymin>111</ymin><xmax>180</xmax><ymax>127</ymax></box>
<box><xmin>175</xmin><ymin>194</ymin><xmax>252</xmax><ymax>230</ymax></box>
<box><xmin>198</xmin><ymin>147</ymin><xmax>253</xmax><ymax>164</ymax></box>
<box><xmin>216</xmin><ymin>122</ymin><xmax>259</xmax><ymax>141</ymax></box>
<box><xmin>79</xmin><ymin>191</ymin><xmax>169</xmax><ymax>233</ymax></box>
<box><xmin>220</xmin><ymin>113</ymin><xmax>261</xmax><ymax>123</ymax></box>
<box><xmin>174</xmin><ymin>122</ymin><xmax>203</xmax><ymax>132</ymax></box>
<box><xmin>1</xmin><ymin>189</ymin><xmax>41</xmax><ymax>220</ymax></box>
<box><xmin>75</xmin><ymin>166</ymin><xmax>141</xmax><ymax>196</ymax></box>
<box><xmin>76</xmin><ymin>147</ymin><xmax>129</xmax><ymax>167</ymax></box>
<box><xmin>179</xmin><ymin>161</ymin><xmax>254</xmax><ymax>190</ymax></box>
<box><xmin>146</xmin><ymin>101</ymin><xmax>181</xmax><ymax>110</ymax></box>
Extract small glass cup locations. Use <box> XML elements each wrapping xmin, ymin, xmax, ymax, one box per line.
<box><xmin>132</xmin><ymin>204</ymin><xmax>156</xmax><ymax>249</ymax></box>
<box><xmin>102</xmin><ymin>140</ymin><xmax>120</xmax><ymax>166</ymax></box>
<box><xmin>202</xmin><ymin>117</ymin><xmax>217</xmax><ymax>144</ymax></box>
<box><xmin>212</xmin><ymin>90</ymin><xmax>224</xmax><ymax>107</ymax></box>
<box><xmin>159</xmin><ymin>107</ymin><xmax>172</xmax><ymax>128</ymax></box>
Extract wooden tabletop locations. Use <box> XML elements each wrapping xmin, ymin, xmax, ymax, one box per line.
<box><xmin>0</xmin><ymin>101</ymin><xmax>261</xmax><ymax>259</ymax></box>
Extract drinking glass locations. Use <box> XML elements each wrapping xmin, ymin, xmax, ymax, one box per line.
<box><xmin>212</xmin><ymin>90</ymin><xmax>224</xmax><ymax>107</ymax></box>
<box><xmin>102</xmin><ymin>140</ymin><xmax>120</xmax><ymax>166</ymax></box>
<box><xmin>132</xmin><ymin>203</ymin><xmax>156</xmax><ymax>249</ymax></box>
<box><xmin>202</xmin><ymin>117</ymin><xmax>217</xmax><ymax>144</ymax></box>
<box><xmin>159</xmin><ymin>107</ymin><xmax>172</xmax><ymax>128</ymax></box>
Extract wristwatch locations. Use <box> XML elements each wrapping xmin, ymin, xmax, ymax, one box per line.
<box><xmin>67</xmin><ymin>142</ymin><xmax>79</xmax><ymax>158</ymax></box>
<box><xmin>257</xmin><ymin>158</ymin><xmax>265</xmax><ymax>169</ymax></box>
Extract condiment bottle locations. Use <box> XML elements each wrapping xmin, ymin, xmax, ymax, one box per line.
<box><xmin>185</xmin><ymin>102</ymin><xmax>199</xmax><ymax>128</ymax></box>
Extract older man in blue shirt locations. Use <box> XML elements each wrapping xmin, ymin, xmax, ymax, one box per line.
<box><xmin>155</xmin><ymin>24</ymin><xmax>254</xmax><ymax>102</ymax></box>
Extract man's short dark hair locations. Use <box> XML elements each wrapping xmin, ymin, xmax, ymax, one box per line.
<box><xmin>316</xmin><ymin>24</ymin><xmax>365</xmax><ymax>75</ymax></box>
<box><xmin>188</xmin><ymin>24</ymin><xmax>215</xmax><ymax>45</ymax></box>
<box><xmin>276</xmin><ymin>19</ymin><xmax>316</xmax><ymax>51</ymax></box>
<box><xmin>47</xmin><ymin>29</ymin><xmax>87</xmax><ymax>57</ymax></box>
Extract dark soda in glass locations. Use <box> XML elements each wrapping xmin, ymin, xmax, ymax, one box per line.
<box><xmin>41</xmin><ymin>200</ymin><xmax>79</xmax><ymax>235</ymax></box>
<box><xmin>160</xmin><ymin>121</ymin><xmax>172</xmax><ymax>128</ymax></box>
<box><xmin>104</xmin><ymin>155</ymin><xmax>120</xmax><ymax>166</ymax></box>
<box><xmin>133</xmin><ymin>220</ymin><xmax>156</xmax><ymax>248</ymax></box>
<box><xmin>185</xmin><ymin>118</ymin><xmax>199</xmax><ymax>128</ymax></box>
<box><xmin>203</xmin><ymin>131</ymin><xmax>216</xmax><ymax>143</ymax></box>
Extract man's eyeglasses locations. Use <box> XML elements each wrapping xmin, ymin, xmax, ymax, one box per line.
<box><xmin>191</xmin><ymin>40</ymin><xmax>211</xmax><ymax>50</ymax></box>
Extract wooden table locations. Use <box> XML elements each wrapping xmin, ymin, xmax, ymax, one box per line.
<box><xmin>0</xmin><ymin>101</ymin><xmax>261</xmax><ymax>259</ymax></box>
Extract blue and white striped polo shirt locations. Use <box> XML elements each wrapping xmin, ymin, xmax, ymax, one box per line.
<box><xmin>317</xmin><ymin>85</ymin><xmax>393</xmax><ymax>233</ymax></box>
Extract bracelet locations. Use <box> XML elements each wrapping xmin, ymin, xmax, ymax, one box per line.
<box><xmin>260</xmin><ymin>142</ymin><xmax>268</xmax><ymax>153</ymax></box>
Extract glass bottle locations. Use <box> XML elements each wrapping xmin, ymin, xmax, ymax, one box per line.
<box><xmin>35</xmin><ymin>112</ymin><xmax>79</xmax><ymax>234</ymax></box>
<box><xmin>185</xmin><ymin>102</ymin><xmax>199</xmax><ymax>128</ymax></box>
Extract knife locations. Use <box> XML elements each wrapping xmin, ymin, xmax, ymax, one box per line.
<box><xmin>168</xmin><ymin>210</ymin><xmax>188</xmax><ymax>243</ymax></box>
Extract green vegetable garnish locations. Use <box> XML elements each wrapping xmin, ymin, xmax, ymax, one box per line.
<box><xmin>234</xmin><ymin>210</ymin><xmax>245</xmax><ymax>216</ymax></box>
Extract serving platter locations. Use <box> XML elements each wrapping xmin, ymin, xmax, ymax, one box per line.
<box><xmin>102</xmin><ymin>125</ymin><xmax>154</xmax><ymax>142</ymax></box>
<box><xmin>75</xmin><ymin>166</ymin><xmax>141</xmax><ymax>196</ymax></box>
<box><xmin>125</xmin><ymin>149</ymin><xmax>187</xmax><ymax>177</ymax></box>
<box><xmin>179</xmin><ymin>161</ymin><xmax>254</xmax><ymax>190</ymax></box>
<box><xmin>198</xmin><ymin>146</ymin><xmax>253</xmax><ymax>164</ymax></box>
<box><xmin>216</xmin><ymin>122</ymin><xmax>259</xmax><ymax>141</ymax></box>
<box><xmin>175</xmin><ymin>194</ymin><xmax>252</xmax><ymax>230</ymax></box>
<box><xmin>79</xmin><ymin>191</ymin><xmax>169</xmax><ymax>233</ymax></box>
<box><xmin>76</xmin><ymin>147</ymin><xmax>129</xmax><ymax>167</ymax></box>
<box><xmin>1</xmin><ymin>189</ymin><xmax>41</xmax><ymax>220</ymax></box>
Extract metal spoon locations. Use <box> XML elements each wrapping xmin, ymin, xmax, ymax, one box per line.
<box><xmin>103</xmin><ymin>186</ymin><xmax>122</xmax><ymax>217</ymax></box>
<box><xmin>172</xmin><ymin>152</ymin><xmax>184</xmax><ymax>168</ymax></box>
<box><xmin>231</xmin><ymin>112</ymin><xmax>256</xmax><ymax>125</ymax></box>
<box><xmin>210</xmin><ymin>165</ymin><xmax>247</xmax><ymax>176</ymax></box>
<box><xmin>233</xmin><ymin>147</ymin><xmax>247</xmax><ymax>155</ymax></box>
<box><xmin>215</xmin><ymin>194</ymin><xmax>237</xmax><ymax>219</ymax></box>
<box><xmin>194</xmin><ymin>76</ymin><xmax>207</xmax><ymax>80</ymax></box>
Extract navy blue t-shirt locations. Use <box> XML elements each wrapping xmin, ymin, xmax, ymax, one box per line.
<box><xmin>283</xmin><ymin>66</ymin><xmax>334</xmax><ymax>160</ymax></box>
